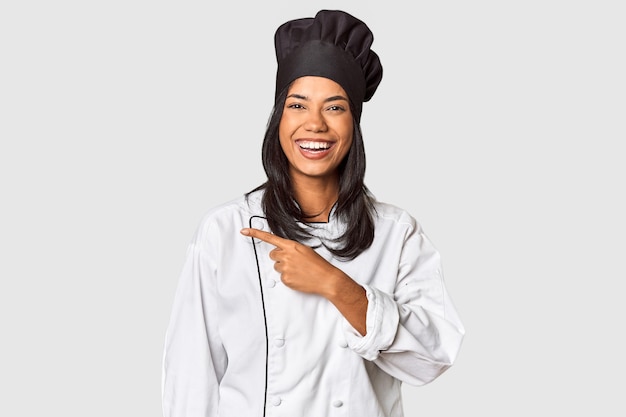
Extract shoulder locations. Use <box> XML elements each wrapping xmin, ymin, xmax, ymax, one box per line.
<box><xmin>192</xmin><ymin>190</ymin><xmax>264</xmax><ymax>240</ymax></box>
<box><xmin>371</xmin><ymin>199</ymin><xmax>421</xmax><ymax>233</ymax></box>
<box><xmin>369</xmin><ymin>199</ymin><xmax>441</xmax><ymax>261</ymax></box>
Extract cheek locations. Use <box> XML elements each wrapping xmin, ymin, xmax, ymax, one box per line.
<box><xmin>339</xmin><ymin>126</ymin><xmax>354</xmax><ymax>156</ymax></box>
<box><xmin>339</xmin><ymin>117</ymin><xmax>353</xmax><ymax>141</ymax></box>
<box><xmin>340</xmin><ymin>139</ymin><xmax>354</xmax><ymax>160</ymax></box>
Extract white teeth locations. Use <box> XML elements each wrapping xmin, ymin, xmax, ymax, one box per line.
<box><xmin>299</xmin><ymin>141</ymin><xmax>330</xmax><ymax>150</ymax></box>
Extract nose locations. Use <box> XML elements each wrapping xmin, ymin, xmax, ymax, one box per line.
<box><xmin>304</xmin><ymin>110</ymin><xmax>328</xmax><ymax>133</ymax></box>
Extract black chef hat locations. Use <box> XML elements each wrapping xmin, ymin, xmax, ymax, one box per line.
<box><xmin>274</xmin><ymin>9</ymin><xmax>383</xmax><ymax>121</ymax></box>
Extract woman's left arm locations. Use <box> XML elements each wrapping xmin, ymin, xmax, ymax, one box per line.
<box><xmin>342</xmin><ymin>222</ymin><xmax>465</xmax><ymax>386</ymax></box>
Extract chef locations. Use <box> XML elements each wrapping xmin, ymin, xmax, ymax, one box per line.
<box><xmin>162</xmin><ymin>9</ymin><xmax>465</xmax><ymax>417</ymax></box>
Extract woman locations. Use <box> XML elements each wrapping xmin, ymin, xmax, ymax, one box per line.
<box><xmin>162</xmin><ymin>10</ymin><xmax>464</xmax><ymax>417</ymax></box>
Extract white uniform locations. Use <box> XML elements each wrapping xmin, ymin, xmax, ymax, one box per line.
<box><xmin>162</xmin><ymin>190</ymin><xmax>464</xmax><ymax>417</ymax></box>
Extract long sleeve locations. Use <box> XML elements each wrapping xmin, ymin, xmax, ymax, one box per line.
<box><xmin>343</xmin><ymin>217</ymin><xmax>465</xmax><ymax>386</ymax></box>
<box><xmin>162</xmin><ymin>229</ymin><xmax>227</xmax><ymax>417</ymax></box>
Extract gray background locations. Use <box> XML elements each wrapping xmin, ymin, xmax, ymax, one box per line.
<box><xmin>1</xmin><ymin>0</ymin><xmax>624</xmax><ymax>415</ymax></box>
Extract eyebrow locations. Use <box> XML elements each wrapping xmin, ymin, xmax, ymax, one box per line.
<box><xmin>286</xmin><ymin>93</ymin><xmax>349</xmax><ymax>103</ymax></box>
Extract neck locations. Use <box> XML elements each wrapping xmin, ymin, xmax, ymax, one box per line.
<box><xmin>291</xmin><ymin>174</ymin><xmax>340</xmax><ymax>222</ymax></box>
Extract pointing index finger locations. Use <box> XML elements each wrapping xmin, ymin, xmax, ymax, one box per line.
<box><xmin>240</xmin><ymin>228</ymin><xmax>287</xmax><ymax>248</ymax></box>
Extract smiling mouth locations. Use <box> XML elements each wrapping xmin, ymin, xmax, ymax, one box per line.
<box><xmin>296</xmin><ymin>140</ymin><xmax>333</xmax><ymax>152</ymax></box>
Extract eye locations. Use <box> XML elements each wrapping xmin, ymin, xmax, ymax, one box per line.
<box><xmin>286</xmin><ymin>102</ymin><xmax>305</xmax><ymax>110</ymax></box>
<box><xmin>327</xmin><ymin>105</ymin><xmax>346</xmax><ymax>112</ymax></box>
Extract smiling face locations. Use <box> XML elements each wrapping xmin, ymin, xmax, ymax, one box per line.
<box><xmin>278</xmin><ymin>76</ymin><xmax>354</xmax><ymax>184</ymax></box>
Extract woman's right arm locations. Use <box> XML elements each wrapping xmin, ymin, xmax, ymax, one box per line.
<box><xmin>162</xmin><ymin>234</ymin><xmax>226</xmax><ymax>417</ymax></box>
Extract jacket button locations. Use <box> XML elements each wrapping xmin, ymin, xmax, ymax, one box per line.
<box><xmin>271</xmin><ymin>397</ymin><xmax>282</xmax><ymax>406</ymax></box>
<box><xmin>338</xmin><ymin>340</ymin><xmax>348</xmax><ymax>348</ymax></box>
<box><xmin>274</xmin><ymin>338</ymin><xmax>285</xmax><ymax>347</ymax></box>
<box><xmin>332</xmin><ymin>400</ymin><xmax>343</xmax><ymax>407</ymax></box>
<box><xmin>265</xmin><ymin>279</ymin><xmax>276</xmax><ymax>288</ymax></box>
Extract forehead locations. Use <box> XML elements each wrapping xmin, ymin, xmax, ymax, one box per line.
<box><xmin>287</xmin><ymin>76</ymin><xmax>348</xmax><ymax>98</ymax></box>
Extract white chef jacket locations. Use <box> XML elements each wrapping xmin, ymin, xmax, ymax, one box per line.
<box><xmin>162</xmin><ymin>190</ymin><xmax>464</xmax><ymax>417</ymax></box>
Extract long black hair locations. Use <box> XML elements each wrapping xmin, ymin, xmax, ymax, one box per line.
<box><xmin>247</xmin><ymin>86</ymin><xmax>376</xmax><ymax>260</ymax></box>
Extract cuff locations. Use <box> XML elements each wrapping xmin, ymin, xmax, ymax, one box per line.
<box><xmin>343</xmin><ymin>285</ymin><xmax>400</xmax><ymax>361</ymax></box>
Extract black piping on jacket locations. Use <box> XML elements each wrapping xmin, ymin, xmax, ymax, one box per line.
<box><xmin>249</xmin><ymin>215</ymin><xmax>269</xmax><ymax>417</ymax></box>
